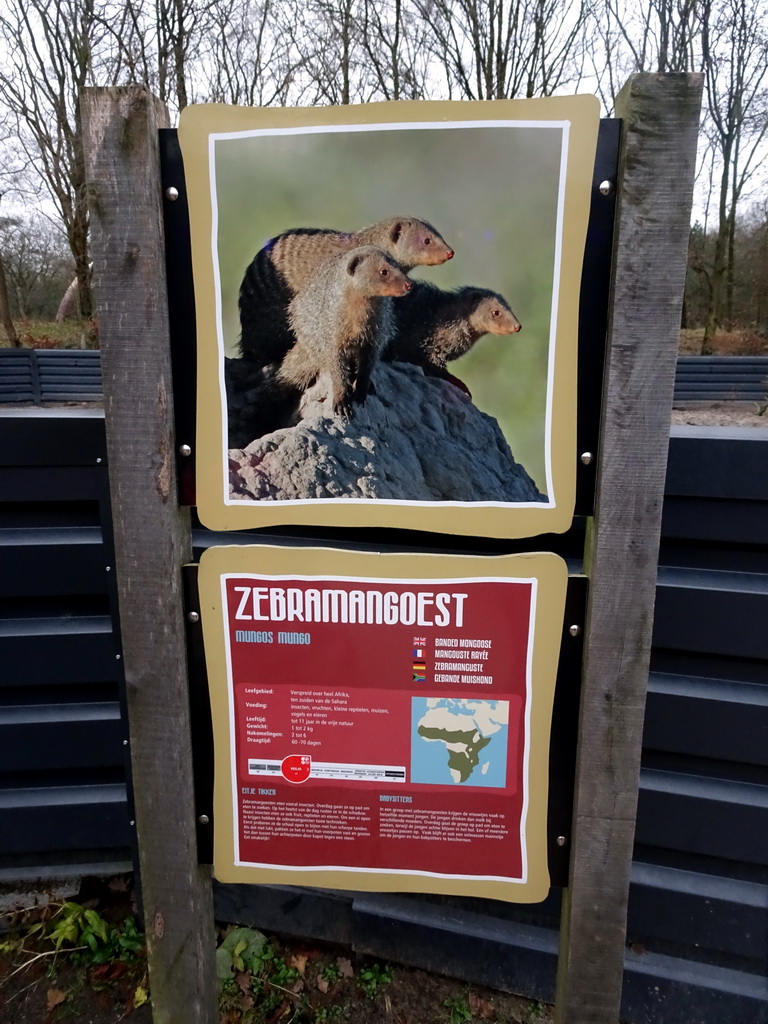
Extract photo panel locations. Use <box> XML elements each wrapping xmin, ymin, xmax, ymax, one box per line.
<box><xmin>179</xmin><ymin>97</ymin><xmax>599</xmax><ymax>536</ymax></box>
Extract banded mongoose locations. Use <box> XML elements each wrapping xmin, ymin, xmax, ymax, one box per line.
<box><xmin>386</xmin><ymin>283</ymin><xmax>521</xmax><ymax>381</ymax></box>
<box><xmin>238</xmin><ymin>217</ymin><xmax>453</xmax><ymax>367</ymax></box>
<box><xmin>278</xmin><ymin>246</ymin><xmax>412</xmax><ymax>417</ymax></box>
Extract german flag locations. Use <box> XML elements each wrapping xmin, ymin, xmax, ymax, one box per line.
<box><xmin>412</xmin><ymin>659</ymin><xmax>426</xmax><ymax>682</ymax></box>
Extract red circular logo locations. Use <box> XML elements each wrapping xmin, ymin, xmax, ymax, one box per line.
<box><xmin>281</xmin><ymin>754</ymin><xmax>311</xmax><ymax>784</ymax></box>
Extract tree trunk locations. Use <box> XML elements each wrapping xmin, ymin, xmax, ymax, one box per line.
<box><xmin>0</xmin><ymin>255</ymin><xmax>19</xmax><ymax>347</ymax></box>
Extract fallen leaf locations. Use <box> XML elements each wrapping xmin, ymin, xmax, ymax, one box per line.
<box><xmin>289</xmin><ymin>953</ymin><xmax>308</xmax><ymax>975</ymax></box>
<box><xmin>630</xmin><ymin>943</ymin><xmax>646</xmax><ymax>956</ymax></box>
<box><xmin>337</xmin><ymin>957</ymin><xmax>354</xmax><ymax>978</ymax></box>
<box><xmin>468</xmin><ymin>990</ymin><xmax>496</xmax><ymax>1019</ymax></box>
<box><xmin>316</xmin><ymin>976</ymin><xmax>329</xmax><ymax>994</ymax></box>
<box><xmin>46</xmin><ymin>989</ymin><xmax>67</xmax><ymax>1011</ymax></box>
<box><xmin>235</xmin><ymin>972</ymin><xmax>251</xmax><ymax>996</ymax></box>
<box><xmin>134</xmin><ymin>984</ymin><xmax>149</xmax><ymax>1008</ymax></box>
<box><xmin>291</xmin><ymin>978</ymin><xmax>305</xmax><ymax>994</ymax></box>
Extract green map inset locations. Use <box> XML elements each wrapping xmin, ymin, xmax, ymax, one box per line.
<box><xmin>410</xmin><ymin>698</ymin><xmax>509</xmax><ymax>787</ymax></box>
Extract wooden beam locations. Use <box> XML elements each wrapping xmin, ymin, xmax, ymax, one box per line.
<box><xmin>555</xmin><ymin>73</ymin><xmax>703</xmax><ymax>1024</ymax></box>
<box><xmin>82</xmin><ymin>86</ymin><xmax>218</xmax><ymax>1024</ymax></box>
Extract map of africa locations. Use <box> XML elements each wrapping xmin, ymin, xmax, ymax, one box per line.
<box><xmin>410</xmin><ymin>698</ymin><xmax>510</xmax><ymax>787</ymax></box>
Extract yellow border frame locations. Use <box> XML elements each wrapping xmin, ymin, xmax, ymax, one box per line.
<box><xmin>179</xmin><ymin>97</ymin><xmax>599</xmax><ymax>538</ymax></box>
<box><xmin>198</xmin><ymin>545</ymin><xmax>568</xmax><ymax>903</ymax></box>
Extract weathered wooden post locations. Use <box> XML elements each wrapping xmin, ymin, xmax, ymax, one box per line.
<box><xmin>82</xmin><ymin>86</ymin><xmax>218</xmax><ymax>1024</ymax></box>
<box><xmin>555</xmin><ymin>73</ymin><xmax>703</xmax><ymax>1023</ymax></box>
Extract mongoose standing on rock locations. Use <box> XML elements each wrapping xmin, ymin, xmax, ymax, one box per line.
<box><xmin>386</xmin><ymin>283</ymin><xmax>522</xmax><ymax>382</ymax></box>
<box><xmin>278</xmin><ymin>246</ymin><xmax>412</xmax><ymax>417</ymax></box>
<box><xmin>239</xmin><ymin>217</ymin><xmax>453</xmax><ymax>367</ymax></box>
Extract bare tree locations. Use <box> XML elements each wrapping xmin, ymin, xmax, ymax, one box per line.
<box><xmin>700</xmin><ymin>0</ymin><xmax>768</xmax><ymax>348</ymax></box>
<box><xmin>412</xmin><ymin>0</ymin><xmax>588</xmax><ymax>100</ymax></box>
<box><xmin>200</xmin><ymin>0</ymin><xmax>307</xmax><ymax>106</ymax></box>
<box><xmin>0</xmin><ymin>214</ymin><xmax>73</xmax><ymax>319</ymax></box>
<box><xmin>0</xmin><ymin>0</ymin><xmax>122</xmax><ymax>318</ymax></box>
<box><xmin>359</xmin><ymin>0</ymin><xmax>432</xmax><ymax>100</ymax></box>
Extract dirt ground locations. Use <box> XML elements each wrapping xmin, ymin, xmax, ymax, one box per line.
<box><xmin>672</xmin><ymin>404</ymin><xmax>768</xmax><ymax>427</ymax></box>
<box><xmin>0</xmin><ymin>886</ymin><xmax>553</xmax><ymax>1024</ymax></box>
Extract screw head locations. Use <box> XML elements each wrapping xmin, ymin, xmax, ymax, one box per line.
<box><xmin>179</xmin><ymin>444</ymin><xmax>192</xmax><ymax>457</ymax></box>
<box><xmin>116</xmin><ymin>653</ymin><xmax>122</xmax><ymax>660</ymax></box>
<box><xmin>96</xmin><ymin>457</ymin><xmax>102</xmax><ymax>464</ymax></box>
<box><xmin>123</xmin><ymin>739</ymin><xmax>128</xmax><ymax>746</ymax></box>
<box><xmin>165</xmin><ymin>186</ymin><xmax>179</xmax><ymax>201</ymax></box>
<box><xmin>599</xmin><ymin>180</ymin><xmax>614</xmax><ymax>196</ymax></box>
<box><xmin>556</xmin><ymin>835</ymin><xmax>567</xmax><ymax>847</ymax></box>
<box><xmin>580</xmin><ymin>451</ymin><xmax>593</xmax><ymax>465</ymax></box>
<box><xmin>198</xmin><ymin>814</ymin><xmax>210</xmax><ymax>825</ymax></box>
<box><xmin>568</xmin><ymin>624</ymin><xmax>581</xmax><ymax>637</ymax></box>
<box><xmin>187</xmin><ymin>611</ymin><xmax>200</xmax><ymax>623</ymax></box>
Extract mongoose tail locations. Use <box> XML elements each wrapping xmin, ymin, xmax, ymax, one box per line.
<box><xmin>283</xmin><ymin>246</ymin><xmax>412</xmax><ymax>418</ymax></box>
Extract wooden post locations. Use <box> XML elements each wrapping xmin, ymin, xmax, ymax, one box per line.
<box><xmin>82</xmin><ymin>87</ymin><xmax>218</xmax><ymax>1024</ymax></box>
<box><xmin>555</xmin><ymin>73</ymin><xmax>703</xmax><ymax>1023</ymax></box>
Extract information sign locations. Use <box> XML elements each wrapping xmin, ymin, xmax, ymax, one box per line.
<box><xmin>198</xmin><ymin>545</ymin><xmax>568</xmax><ymax>902</ymax></box>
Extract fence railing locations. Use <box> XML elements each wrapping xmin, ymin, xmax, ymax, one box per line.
<box><xmin>0</xmin><ymin>349</ymin><xmax>103</xmax><ymax>404</ymax></box>
<box><xmin>1</xmin><ymin>350</ymin><xmax>768</xmax><ymax>405</ymax></box>
<box><xmin>675</xmin><ymin>355</ymin><xmax>768</xmax><ymax>402</ymax></box>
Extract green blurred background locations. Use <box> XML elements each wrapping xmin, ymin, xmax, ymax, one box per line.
<box><xmin>214</xmin><ymin>124</ymin><xmax>562</xmax><ymax>494</ymax></box>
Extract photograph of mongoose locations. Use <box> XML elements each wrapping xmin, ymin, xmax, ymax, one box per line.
<box><xmin>212</xmin><ymin>120</ymin><xmax>569</xmax><ymax>503</ymax></box>
<box><xmin>239</xmin><ymin>217</ymin><xmax>454</xmax><ymax>369</ymax></box>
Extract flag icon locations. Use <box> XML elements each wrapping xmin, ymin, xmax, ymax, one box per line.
<box><xmin>412</xmin><ymin>667</ymin><xmax>426</xmax><ymax>682</ymax></box>
<box><xmin>413</xmin><ymin>647</ymin><xmax>424</xmax><ymax>659</ymax></box>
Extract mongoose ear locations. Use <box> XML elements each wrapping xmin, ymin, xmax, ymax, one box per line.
<box><xmin>390</xmin><ymin>221</ymin><xmax>403</xmax><ymax>244</ymax></box>
<box><xmin>347</xmin><ymin>253</ymin><xmax>364</xmax><ymax>275</ymax></box>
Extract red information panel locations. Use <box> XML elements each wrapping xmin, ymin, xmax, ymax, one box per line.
<box><xmin>199</xmin><ymin>546</ymin><xmax>567</xmax><ymax>903</ymax></box>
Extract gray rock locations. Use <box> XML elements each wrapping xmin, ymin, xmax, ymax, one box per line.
<box><xmin>227</xmin><ymin>360</ymin><xmax>545</xmax><ymax>504</ymax></box>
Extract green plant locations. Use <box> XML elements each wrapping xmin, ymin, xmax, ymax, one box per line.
<box><xmin>29</xmin><ymin>902</ymin><xmax>144</xmax><ymax>967</ymax></box>
<box><xmin>216</xmin><ymin>926</ymin><xmax>267</xmax><ymax>986</ymax></box>
<box><xmin>319</xmin><ymin>961</ymin><xmax>342</xmax><ymax>983</ymax></box>
<box><xmin>444</xmin><ymin>994</ymin><xmax>472</xmax><ymax>1023</ymax></box>
<box><xmin>358</xmin><ymin>962</ymin><xmax>392</xmax><ymax>999</ymax></box>
<box><xmin>529</xmin><ymin>1001</ymin><xmax>546</xmax><ymax>1020</ymax></box>
<box><xmin>315</xmin><ymin>1006</ymin><xmax>342</xmax><ymax>1022</ymax></box>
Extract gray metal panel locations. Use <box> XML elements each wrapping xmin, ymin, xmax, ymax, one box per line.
<box><xmin>0</xmin><ymin>412</ymin><xmax>131</xmax><ymax>876</ymax></box>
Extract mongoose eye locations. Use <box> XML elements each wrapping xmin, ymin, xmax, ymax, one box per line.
<box><xmin>423</xmin><ymin>236</ymin><xmax>432</xmax><ymax>245</ymax></box>
<box><xmin>379</xmin><ymin>267</ymin><xmax>389</xmax><ymax>277</ymax></box>
<box><xmin>492</xmin><ymin>308</ymin><xmax>501</xmax><ymax>318</ymax></box>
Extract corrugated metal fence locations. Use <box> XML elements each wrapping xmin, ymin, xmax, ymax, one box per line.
<box><xmin>2</xmin><ymin>350</ymin><xmax>768</xmax><ymax>405</ymax></box>
<box><xmin>1</xmin><ymin>410</ymin><xmax>766</xmax><ymax>1023</ymax></box>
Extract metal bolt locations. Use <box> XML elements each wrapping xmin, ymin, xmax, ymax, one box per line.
<box><xmin>568</xmin><ymin>624</ymin><xmax>581</xmax><ymax>637</ymax></box>
<box><xmin>130</xmin><ymin>820</ymin><xmax>135</xmax><ymax>827</ymax></box>
<box><xmin>556</xmin><ymin>835</ymin><xmax>567</xmax><ymax>847</ymax></box>
<box><xmin>123</xmin><ymin>739</ymin><xmax>128</xmax><ymax>746</ymax></box>
<box><xmin>96</xmin><ymin>457</ymin><xmax>102</xmax><ymax>464</ymax></box>
<box><xmin>116</xmin><ymin>653</ymin><xmax>122</xmax><ymax>660</ymax></box>
<box><xmin>165</xmin><ymin>186</ymin><xmax>179</xmax><ymax>201</ymax></box>
<box><xmin>187</xmin><ymin>611</ymin><xmax>200</xmax><ymax>623</ymax></box>
<box><xmin>106</xmin><ymin>566</ymin><xmax>112</xmax><ymax>572</ymax></box>
<box><xmin>599</xmin><ymin>180</ymin><xmax>614</xmax><ymax>196</ymax></box>
<box><xmin>198</xmin><ymin>814</ymin><xmax>210</xmax><ymax>825</ymax></box>
<box><xmin>580</xmin><ymin>451</ymin><xmax>593</xmax><ymax>465</ymax></box>
<box><xmin>179</xmin><ymin>444</ymin><xmax>192</xmax><ymax>457</ymax></box>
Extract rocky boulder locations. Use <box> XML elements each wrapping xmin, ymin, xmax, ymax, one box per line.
<box><xmin>226</xmin><ymin>360</ymin><xmax>545</xmax><ymax>504</ymax></box>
